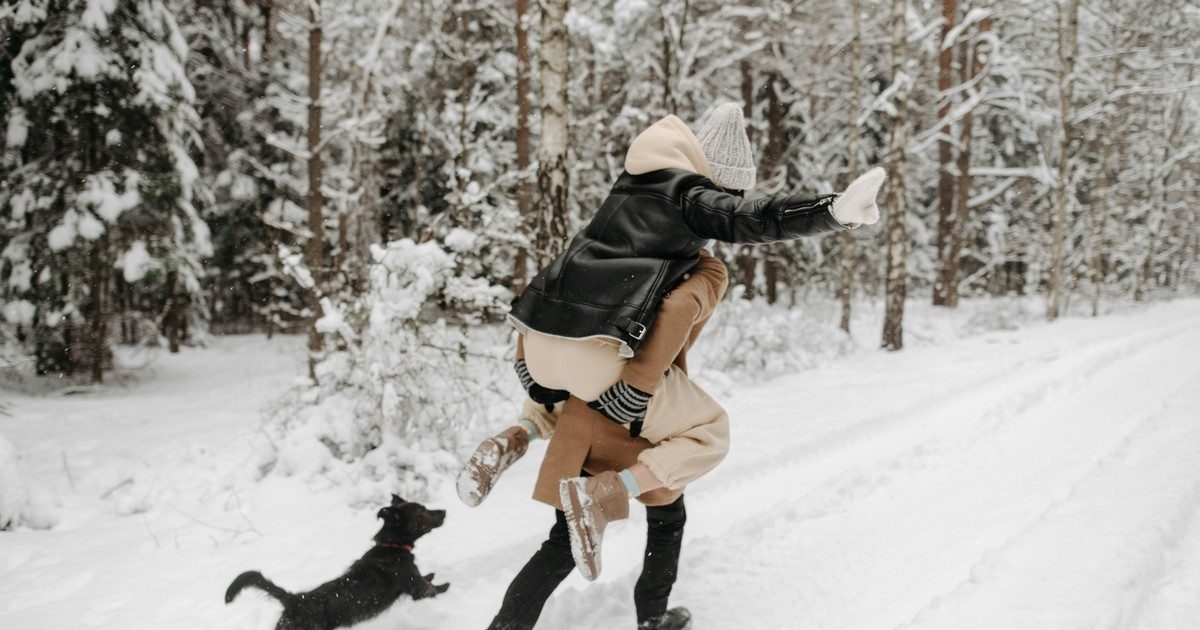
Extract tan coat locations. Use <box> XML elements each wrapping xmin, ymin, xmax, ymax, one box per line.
<box><xmin>517</xmin><ymin>252</ymin><xmax>729</xmax><ymax>508</ymax></box>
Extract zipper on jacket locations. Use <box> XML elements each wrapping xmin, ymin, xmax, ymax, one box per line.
<box><xmin>780</xmin><ymin>195</ymin><xmax>834</xmax><ymax>217</ymax></box>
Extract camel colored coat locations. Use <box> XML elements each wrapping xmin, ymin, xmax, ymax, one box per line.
<box><xmin>517</xmin><ymin>252</ymin><xmax>729</xmax><ymax>508</ymax></box>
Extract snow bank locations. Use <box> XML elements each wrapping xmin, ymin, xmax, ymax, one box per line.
<box><xmin>0</xmin><ymin>433</ymin><xmax>55</xmax><ymax>530</ymax></box>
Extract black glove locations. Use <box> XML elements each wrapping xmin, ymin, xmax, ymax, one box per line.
<box><xmin>515</xmin><ymin>360</ymin><xmax>569</xmax><ymax>409</ymax></box>
<box><xmin>588</xmin><ymin>380</ymin><xmax>652</xmax><ymax>437</ymax></box>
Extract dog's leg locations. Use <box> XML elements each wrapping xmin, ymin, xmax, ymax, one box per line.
<box><xmin>414</xmin><ymin>579</ymin><xmax>451</xmax><ymax>600</ymax></box>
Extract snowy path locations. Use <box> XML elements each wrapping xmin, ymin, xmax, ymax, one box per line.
<box><xmin>2</xmin><ymin>300</ymin><xmax>1199</xmax><ymax>630</ymax></box>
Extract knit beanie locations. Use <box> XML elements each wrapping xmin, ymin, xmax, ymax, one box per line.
<box><xmin>694</xmin><ymin>103</ymin><xmax>756</xmax><ymax>191</ymax></box>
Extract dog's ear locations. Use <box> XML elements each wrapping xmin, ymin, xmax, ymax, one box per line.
<box><xmin>377</xmin><ymin>507</ymin><xmax>389</xmax><ymax>520</ymax></box>
<box><xmin>391</xmin><ymin>494</ymin><xmax>406</xmax><ymax>506</ymax></box>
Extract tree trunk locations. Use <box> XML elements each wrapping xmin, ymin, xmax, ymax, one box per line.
<box><xmin>839</xmin><ymin>0</ymin><xmax>865</xmax><ymax>334</ymax></box>
<box><xmin>513</xmin><ymin>0</ymin><xmax>533</xmax><ymax>291</ymax></box>
<box><xmin>305</xmin><ymin>0</ymin><xmax>326</xmax><ymax>373</ymax></box>
<box><xmin>89</xmin><ymin>242</ymin><xmax>107</xmax><ymax>383</ymax></box>
<box><xmin>1090</xmin><ymin>142</ymin><xmax>1110</xmax><ymax>317</ymax></box>
<box><xmin>740</xmin><ymin>60</ymin><xmax>753</xmax><ymax>143</ymax></box>
<box><xmin>735</xmin><ymin>61</ymin><xmax>756</xmax><ymax>301</ymax></box>
<box><xmin>737</xmin><ymin>246</ymin><xmax>756</xmax><ymax>300</ymax></box>
<box><xmin>261</xmin><ymin>1</ymin><xmax>273</xmax><ymax>56</ymax></box>
<box><xmin>763</xmin><ymin>254</ymin><xmax>779</xmax><ymax>303</ymax></box>
<box><xmin>943</xmin><ymin>12</ymin><xmax>991</xmax><ymax>308</ymax></box>
<box><xmin>932</xmin><ymin>0</ymin><xmax>958</xmax><ymax>306</ymax></box>
<box><xmin>760</xmin><ymin>72</ymin><xmax>784</xmax><ymax>303</ymax></box>
<box><xmin>1047</xmin><ymin>0</ymin><xmax>1080</xmax><ymax>320</ymax></box>
<box><xmin>881</xmin><ymin>0</ymin><xmax>910</xmax><ymax>351</ymax></box>
<box><xmin>534</xmin><ymin>0</ymin><xmax>571</xmax><ymax>267</ymax></box>
<box><xmin>762</xmin><ymin>72</ymin><xmax>784</xmax><ymax>182</ymax></box>
<box><xmin>162</xmin><ymin>270</ymin><xmax>185</xmax><ymax>354</ymax></box>
<box><xmin>660</xmin><ymin>10</ymin><xmax>675</xmax><ymax>114</ymax></box>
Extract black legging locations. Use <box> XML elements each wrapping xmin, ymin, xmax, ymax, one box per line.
<box><xmin>487</xmin><ymin>495</ymin><xmax>688</xmax><ymax>630</ymax></box>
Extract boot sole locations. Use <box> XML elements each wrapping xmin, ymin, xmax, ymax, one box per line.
<box><xmin>560</xmin><ymin>478</ymin><xmax>602</xmax><ymax>581</ymax></box>
<box><xmin>456</xmin><ymin>439</ymin><xmax>504</xmax><ymax>507</ymax></box>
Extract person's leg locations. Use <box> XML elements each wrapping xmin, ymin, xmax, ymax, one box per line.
<box><xmin>487</xmin><ymin>510</ymin><xmax>575</xmax><ymax>630</ymax></box>
<box><xmin>634</xmin><ymin>495</ymin><xmax>687</xmax><ymax>623</ymax></box>
<box><xmin>559</xmin><ymin>365</ymin><xmax>725</xmax><ymax>581</ymax></box>
<box><xmin>633</xmin><ymin>366</ymin><xmax>729</xmax><ymax>492</ymax></box>
<box><xmin>624</xmin><ymin>463</ymin><xmax>665</xmax><ymax>495</ymax></box>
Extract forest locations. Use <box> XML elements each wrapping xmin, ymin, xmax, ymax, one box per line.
<box><xmin>2</xmin><ymin>0</ymin><xmax>1198</xmax><ymax>475</ymax></box>
<box><xmin>2</xmin><ymin>4</ymin><xmax>1200</xmax><ymax>627</ymax></box>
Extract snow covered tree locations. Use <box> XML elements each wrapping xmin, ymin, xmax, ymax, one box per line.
<box><xmin>1</xmin><ymin>0</ymin><xmax>208</xmax><ymax>381</ymax></box>
<box><xmin>176</xmin><ymin>0</ymin><xmax>305</xmax><ymax>336</ymax></box>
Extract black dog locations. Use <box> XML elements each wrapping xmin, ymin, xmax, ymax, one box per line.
<box><xmin>225</xmin><ymin>495</ymin><xmax>449</xmax><ymax>630</ymax></box>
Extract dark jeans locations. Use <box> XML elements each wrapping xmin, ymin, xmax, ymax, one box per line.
<box><xmin>487</xmin><ymin>495</ymin><xmax>687</xmax><ymax>630</ymax></box>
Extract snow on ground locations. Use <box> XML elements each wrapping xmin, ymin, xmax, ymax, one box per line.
<box><xmin>2</xmin><ymin>299</ymin><xmax>1199</xmax><ymax>630</ymax></box>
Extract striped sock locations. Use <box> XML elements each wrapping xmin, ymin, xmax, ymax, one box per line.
<box><xmin>593</xmin><ymin>381</ymin><xmax>652</xmax><ymax>425</ymax></box>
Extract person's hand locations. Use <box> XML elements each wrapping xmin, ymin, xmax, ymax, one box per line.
<box><xmin>831</xmin><ymin>167</ymin><xmax>886</xmax><ymax>227</ymax></box>
<box><xmin>515</xmin><ymin>360</ymin><xmax>569</xmax><ymax>408</ymax></box>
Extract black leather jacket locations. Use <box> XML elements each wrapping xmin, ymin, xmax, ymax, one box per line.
<box><xmin>508</xmin><ymin>168</ymin><xmax>843</xmax><ymax>353</ymax></box>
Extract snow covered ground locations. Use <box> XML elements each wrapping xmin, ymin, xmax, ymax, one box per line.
<box><xmin>2</xmin><ymin>299</ymin><xmax>1199</xmax><ymax>630</ymax></box>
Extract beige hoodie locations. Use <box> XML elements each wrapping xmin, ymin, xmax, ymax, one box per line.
<box><xmin>624</xmin><ymin>115</ymin><xmax>716</xmax><ymax>181</ymax></box>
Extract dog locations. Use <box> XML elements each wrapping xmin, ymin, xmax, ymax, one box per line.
<box><xmin>225</xmin><ymin>494</ymin><xmax>449</xmax><ymax>630</ymax></box>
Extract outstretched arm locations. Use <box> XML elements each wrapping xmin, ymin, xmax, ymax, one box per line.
<box><xmin>682</xmin><ymin>168</ymin><xmax>887</xmax><ymax>244</ymax></box>
<box><xmin>681</xmin><ymin>186</ymin><xmax>844</xmax><ymax>244</ymax></box>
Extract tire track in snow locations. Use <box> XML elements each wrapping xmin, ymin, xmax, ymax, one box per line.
<box><xmin>901</xmin><ymin>376</ymin><xmax>1200</xmax><ymax>630</ymax></box>
<box><xmin>411</xmin><ymin>316</ymin><xmax>1191</xmax><ymax>601</ymax></box>
<box><xmin>537</xmin><ymin>314</ymin><xmax>1200</xmax><ymax>629</ymax></box>
<box><xmin>683</xmin><ymin>317</ymin><xmax>1196</xmax><ymax>534</ymax></box>
<box><xmin>1129</xmin><ymin>477</ymin><xmax>1200</xmax><ymax>630</ymax></box>
<box><xmin>664</xmin><ymin>324</ymin><xmax>1200</xmax><ymax>630</ymax></box>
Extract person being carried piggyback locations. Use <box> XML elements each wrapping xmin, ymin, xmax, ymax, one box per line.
<box><xmin>458</xmin><ymin>102</ymin><xmax>886</xmax><ymax>630</ymax></box>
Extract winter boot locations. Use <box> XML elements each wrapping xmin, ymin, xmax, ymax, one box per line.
<box><xmin>639</xmin><ymin>607</ymin><xmax>692</xmax><ymax>630</ymax></box>
<box><xmin>456</xmin><ymin>426</ymin><xmax>531</xmax><ymax>507</ymax></box>
<box><xmin>559</xmin><ymin>470</ymin><xmax>630</xmax><ymax>581</ymax></box>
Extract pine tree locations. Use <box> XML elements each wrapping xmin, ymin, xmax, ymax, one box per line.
<box><xmin>1</xmin><ymin>0</ymin><xmax>208</xmax><ymax>380</ymax></box>
<box><xmin>176</xmin><ymin>0</ymin><xmax>304</xmax><ymax>336</ymax></box>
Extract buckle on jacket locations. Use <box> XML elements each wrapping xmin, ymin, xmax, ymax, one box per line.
<box><xmin>614</xmin><ymin>317</ymin><xmax>648</xmax><ymax>341</ymax></box>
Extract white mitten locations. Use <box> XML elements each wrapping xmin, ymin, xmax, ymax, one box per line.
<box><xmin>831</xmin><ymin>167</ymin><xmax>887</xmax><ymax>227</ymax></box>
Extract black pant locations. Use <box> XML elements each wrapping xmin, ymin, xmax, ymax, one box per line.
<box><xmin>487</xmin><ymin>495</ymin><xmax>687</xmax><ymax>630</ymax></box>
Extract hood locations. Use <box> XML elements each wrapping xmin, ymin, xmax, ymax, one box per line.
<box><xmin>624</xmin><ymin>115</ymin><xmax>715</xmax><ymax>180</ymax></box>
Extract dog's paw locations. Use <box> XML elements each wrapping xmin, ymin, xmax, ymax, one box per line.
<box><xmin>434</xmin><ymin>582</ymin><xmax>450</xmax><ymax>595</ymax></box>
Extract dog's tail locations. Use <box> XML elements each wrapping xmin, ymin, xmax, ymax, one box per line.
<box><xmin>225</xmin><ymin>570</ymin><xmax>294</xmax><ymax>605</ymax></box>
